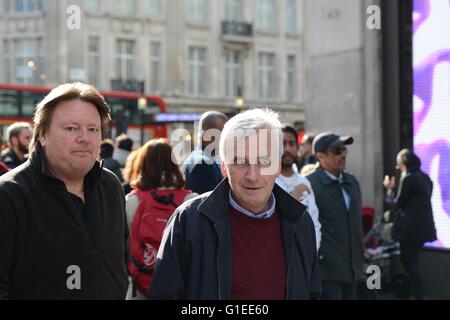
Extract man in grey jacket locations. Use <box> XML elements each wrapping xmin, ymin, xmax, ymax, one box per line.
<box><xmin>306</xmin><ymin>132</ymin><xmax>364</xmax><ymax>300</ymax></box>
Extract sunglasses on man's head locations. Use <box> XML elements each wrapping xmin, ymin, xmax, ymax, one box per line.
<box><xmin>327</xmin><ymin>145</ymin><xmax>347</xmax><ymax>155</ymax></box>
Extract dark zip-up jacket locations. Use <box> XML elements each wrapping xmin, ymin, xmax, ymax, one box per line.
<box><xmin>148</xmin><ymin>179</ymin><xmax>321</xmax><ymax>299</ymax></box>
<box><xmin>0</xmin><ymin>143</ymin><xmax>128</xmax><ymax>299</ymax></box>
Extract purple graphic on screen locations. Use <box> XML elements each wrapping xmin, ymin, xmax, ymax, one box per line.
<box><xmin>413</xmin><ymin>0</ymin><xmax>450</xmax><ymax>248</ymax></box>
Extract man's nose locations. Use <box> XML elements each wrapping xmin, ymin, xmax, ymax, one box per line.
<box><xmin>76</xmin><ymin>128</ymin><xmax>90</xmax><ymax>142</ymax></box>
<box><xmin>245</xmin><ymin>164</ymin><xmax>259</xmax><ymax>182</ymax></box>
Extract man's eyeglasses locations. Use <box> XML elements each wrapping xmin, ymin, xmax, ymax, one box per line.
<box><xmin>327</xmin><ymin>145</ymin><xmax>347</xmax><ymax>155</ymax></box>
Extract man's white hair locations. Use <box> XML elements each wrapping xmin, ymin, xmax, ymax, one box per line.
<box><xmin>219</xmin><ymin>108</ymin><xmax>282</xmax><ymax>163</ymax></box>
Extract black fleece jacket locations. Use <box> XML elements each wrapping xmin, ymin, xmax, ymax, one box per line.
<box><xmin>0</xmin><ymin>143</ymin><xmax>128</xmax><ymax>299</ymax></box>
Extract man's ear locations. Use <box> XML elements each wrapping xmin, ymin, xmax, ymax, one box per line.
<box><xmin>316</xmin><ymin>152</ymin><xmax>325</xmax><ymax>162</ymax></box>
<box><xmin>221</xmin><ymin>161</ymin><xmax>228</xmax><ymax>178</ymax></box>
<box><xmin>10</xmin><ymin>136</ymin><xmax>18</xmax><ymax>147</ymax></box>
<box><xmin>39</xmin><ymin>132</ymin><xmax>47</xmax><ymax>147</ymax></box>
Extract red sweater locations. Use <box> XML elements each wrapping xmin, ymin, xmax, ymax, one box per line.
<box><xmin>229</xmin><ymin>206</ymin><xmax>286</xmax><ymax>300</ymax></box>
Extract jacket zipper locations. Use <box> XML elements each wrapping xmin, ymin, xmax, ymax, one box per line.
<box><xmin>214</xmin><ymin>223</ymin><xmax>222</xmax><ymax>300</ymax></box>
<box><xmin>286</xmin><ymin>224</ymin><xmax>297</xmax><ymax>299</ymax></box>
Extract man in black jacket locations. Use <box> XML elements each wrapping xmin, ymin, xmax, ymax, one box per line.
<box><xmin>148</xmin><ymin>108</ymin><xmax>321</xmax><ymax>300</ymax></box>
<box><xmin>306</xmin><ymin>132</ymin><xmax>364</xmax><ymax>300</ymax></box>
<box><xmin>0</xmin><ymin>83</ymin><xmax>128</xmax><ymax>299</ymax></box>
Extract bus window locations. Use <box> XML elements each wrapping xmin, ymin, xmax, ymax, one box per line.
<box><xmin>0</xmin><ymin>90</ymin><xmax>19</xmax><ymax>116</ymax></box>
<box><xmin>107</xmin><ymin>97</ymin><xmax>139</xmax><ymax>123</ymax></box>
<box><xmin>22</xmin><ymin>91</ymin><xmax>45</xmax><ymax>117</ymax></box>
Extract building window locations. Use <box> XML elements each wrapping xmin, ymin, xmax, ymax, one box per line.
<box><xmin>115</xmin><ymin>0</ymin><xmax>136</xmax><ymax>16</ymax></box>
<box><xmin>258</xmin><ymin>52</ymin><xmax>274</xmax><ymax>99</ymax></box>
<box><xmin>149</xmin><ymin>0</ymin><xmax>162</xmax><ymax>18</ymax></box>
<box><xmin>15</xmin><ymin>39</ymin><xmax>41</xmax><ymax>84</ymax></box>
<box><xmin>115</xmin><ymin>39</ymin><xmax>136</xmax><ymax>80</ymax></box>
<box><xmin>4</xmin><ymin>40</ymin><xmax>11</xmax><ymax>83</ymax></box>
<box><xmin>85</xmin><ymin>0</ymin><xmax>100</xmax><ymax>13</ymax></box>
<box><xmin>188</xmin><ymin>47</ymin><xmax>207</xmax><ymax>96</ymax></box>
<box><xmin>225</xmin><ymin>0</ymin><xmax>241</xmax><ymax>22</ymax></box>
<box><xmin>88</xmin><ymin>36</ymin><xmax>100</xmax><ymax>87</ymax></box>
<box><xmin>186</xmin><ymin>0</ymin><xmax>207</xmax><ymax>25</ymax></box>
<box><xmin>150</xmin><ymin>42</ymin><xmax>161</xmax><ymax>92</ymax></box>
<box><xmin>225</xmin><ymin>51</ymin><xmax>241</xmax><ymax>98</ymax></box>
<box><xmin>256</xmin><ymin>0</ymin><xmax>275</xmax><ymax>32</ymax></box>
<box><xmin>286</xmin><ymin>0</ymin><xmax>297</xmax><ymax>33</ymax></box>
<box><xmin>5</xmin><ymin>0</ymin><xmax>43</xmax><ymax>13</ymax></box>
<box><xmin>287</xmin><ymin>55</ymin><xmax>296</xmax><ymax>101</ymax></box>
<box><xmin>4</xmin><ymin>38</ymin><xmax>43</xmax><ymax>85</ymax></box>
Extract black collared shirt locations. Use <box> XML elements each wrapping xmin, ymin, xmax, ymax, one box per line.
<box><xmin>69</xmin><ymin>193</ymin><xmax>86</xmax><ymax>220</ymax></box>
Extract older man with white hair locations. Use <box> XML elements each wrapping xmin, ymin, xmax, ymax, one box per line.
<box><xmin>148</xmin><ymin>108</ymin><xmax>321</xmax><ymax>300</ymax></box>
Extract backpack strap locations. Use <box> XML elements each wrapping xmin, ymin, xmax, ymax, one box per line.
<box><xmin>131</xmin><ymin>256</ymin><xmax>154</xmax><ymax>275</ymax></box>
<box><xmin>150</xmin><ymin>191</ymin><xmax>178</xmax><ymax>208</ymax></box>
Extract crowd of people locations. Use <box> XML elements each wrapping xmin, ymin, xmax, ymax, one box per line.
<box><xmin>0</xmin><ymin>82</ymin><xmax>437</xmax><ymax>300</ymax></box>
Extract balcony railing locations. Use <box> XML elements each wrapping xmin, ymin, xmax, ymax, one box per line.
<box><xmin>221</xmin><ymin>21</ymin><xmax>253</xmax><ymax>37</ymax></box>
<box><xmin>110</xmin><ymin>79</ymin><xmax>144</xmax><ymax>93</ymax></box>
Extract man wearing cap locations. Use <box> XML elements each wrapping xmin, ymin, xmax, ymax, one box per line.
<box><xmin>305</xmin><ymin>132</ymin><xmax>364</xmax><ymax>300</ymax></box>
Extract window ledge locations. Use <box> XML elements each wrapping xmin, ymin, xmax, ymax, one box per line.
<box><xmin>285</xmin><ymin>32</ymin><xmax>301</xmax><ymax>39</ymax></box>
<box><xmin>254</xmin><ymin>29</ymin><xmax>279</xmax><ymax>37</ymax></box>
<box><xmin>3</xmin><ymin>11</ymin><xmax>45</xmax><ymax>18</ymax></box>
<box><xmin>186</xmin><ymin>22</ymin><xmax>210</xmax><ymax>30</ymax></box>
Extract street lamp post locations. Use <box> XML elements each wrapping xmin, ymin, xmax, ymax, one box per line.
<box><xmin>235</xmin><ymin>85</ymin><xmax>244</xmax><ymax>114</ymax></box>
<box><xmin>138</xmin><ymin>96</ymin><xmax>147</xmax><ymax>146</ymax></box>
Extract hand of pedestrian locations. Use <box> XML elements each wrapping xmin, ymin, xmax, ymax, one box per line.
<box><xmin>383</xmin><ymin>175</ymin><xmax>395</xmax><ymax>189</ymax></box>
<box><xmin>292</xmin><ymin>183</ymin><xmax>310</xmax><ymax>200</ymax></box>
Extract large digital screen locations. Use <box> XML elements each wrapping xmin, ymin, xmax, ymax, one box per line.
<box><xmin>413</xmin><ymin>0</ymin><xmax>450</xmax><ymax>249</ymax></box>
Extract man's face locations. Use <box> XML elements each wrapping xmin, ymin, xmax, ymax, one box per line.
<box><xmin>301</xmin><ymin>142</ymin><xmax>312</xmax><ymax>156</ymax></box>
<box><xmin>318</xmin><ymin>143</ymin><xmax>348</xmax><ymax>174</ymax></box>
<box><xmin>282</xmin><ymin>132</ymin><xmax>298</xmax><ymax>169</ymax></box>
<box><xmin>40</xmin><ymin>99</ymin><xmax>102</xmax><ymax>180</ymax></box>
<box><xmin>396</xmin><ymin>156</ymin><xmax>406</xmax><ymax>172</ymax></box>
<box><xmin>202</xmin><ymin>117</ymin><xmax>228</xmax><ymax>151</ymax></box>
<box><xmin>221</xmin><ymin>130</ymin><xmax>280</xmax><ymax>214</ymax></box>
<box><xmin>13</xmin><ymin>128</ymin><xmax>32</xmax><ymax>154</ymax></box>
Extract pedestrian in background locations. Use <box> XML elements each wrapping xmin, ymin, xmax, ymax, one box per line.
<box><xmin>306</xmin><ymin>131</ymin><xmax>364</xmax><ymax>300</ymax></box>
<box><xmin>121</xmin><ymin>148</ymin><xmax>141</xmax><ymax>196</ymax></box>
<box><xmin>383</xmin><ymin>149</ymin><xmax>437</xmax><ymax>300</ymax></box>
<box><xmin>113</xmin><ymin>134</ymin><xmax>133</xmax><ymax>168</ymax></box>
<box><xmin>126</xmin><ymin>138</ymin><xmax>195</xmax><ymax>299</ymax></box>
<box><xmin>99</xmin><ymin>139</ymin><xmax>123</xmax><ymax>182</ymax></box>
<box><xmin>181</xmin><ymin>111</ymin><xmax>228</xmax><ymax>194</ymax></box>
<box><xmin>1</xmin><ymin>122</ymin><xmax>32</xmax><ymax>169</ymax></box>
<box><xmin>297</xmin><ymin>133</ymin><xmax>316</xmax><ymax>171</ymax></box>
<box><xmin>276</xmin><ymin>125</ymin><xmax>321</xmax><ymax>250</ymax></box>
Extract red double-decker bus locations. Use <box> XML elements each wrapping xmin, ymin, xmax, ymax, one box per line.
<box><xmin>0</xmin><ymin>83</ymin><xmax>168</xmax><ymax>146</ymax></box>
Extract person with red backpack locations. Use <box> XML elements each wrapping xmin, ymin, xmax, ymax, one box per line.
<box><xmin>125</xmin><ymin>138</ymin><xmax>196</xmax><ymax>299</ymax></box>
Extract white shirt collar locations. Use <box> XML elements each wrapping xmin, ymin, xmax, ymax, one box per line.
<box><xmin>324</xmin><ymin>170</ymin><xmax>344</xmax><ymax>183</ymax></box>
<box><xmin>229</xmin><ymin>190</ymin><xmax>276</xmax><ymax>219</ymax></box>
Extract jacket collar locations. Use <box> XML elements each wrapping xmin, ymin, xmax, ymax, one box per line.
<box><xmin>316</xmin><ymin>165</ymin><xmax>350</xmax><ymax>187</ymax></box>
<box><xmin>197</xmin><ymin>178</ymin><xmax>307</xmax><ymax>225</ymax></box>
<box><xmin>197</xmin><ymin>179</ymin><xmax>229</xmax><ymax>222</ymax></box>
<box><xmin>29</xmin><ymin>142</ymin><xmax>103</xmax><ymax>185</ymax></box>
